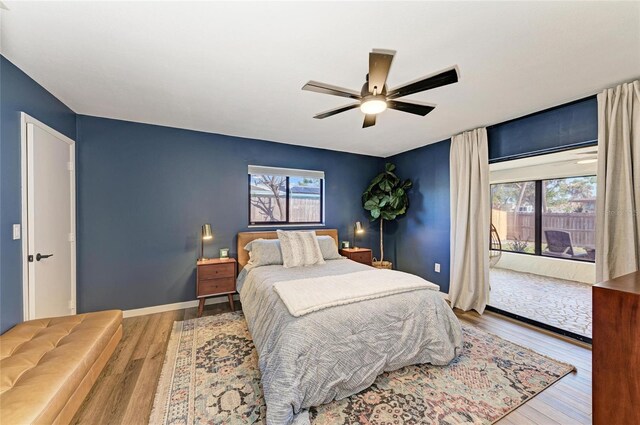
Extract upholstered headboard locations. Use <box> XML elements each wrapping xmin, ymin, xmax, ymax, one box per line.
<box><xmin>237</xmin><ymin>229</ymin><xmax>339</xmax><ymax>270</ymax></box>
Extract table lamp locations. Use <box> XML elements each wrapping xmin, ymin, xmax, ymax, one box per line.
<box><xmin>353</xmin><ymin>221</ymin><xmax>364</xmax><ymax>249</ymax></box>
<box><xmin>200</xmin><ymin>223</ymin><xmax>213</xmax><ymax>260</ymax></box>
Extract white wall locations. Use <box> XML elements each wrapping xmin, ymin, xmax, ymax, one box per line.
<box><xmin>493</xmin><ymin>251</ymin><xmax>595</xmax><ymax>284</ymax></box>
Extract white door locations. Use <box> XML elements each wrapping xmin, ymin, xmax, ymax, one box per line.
<box><xmin>22</xmin><ymin>114</ymin><xmax>76</xmax><ymax>320</ymax></box>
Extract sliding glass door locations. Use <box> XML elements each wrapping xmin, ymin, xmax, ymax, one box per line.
<box><xmin>489</xmin><ymin>175</ymin><xmax>596</xmax><ymax>342</ymax></box>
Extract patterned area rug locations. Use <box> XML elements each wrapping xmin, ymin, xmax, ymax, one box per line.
<box><xmin>150</xmin><ymin>312</ymin><xmax>575</xmax><ymax>425</ymax></box>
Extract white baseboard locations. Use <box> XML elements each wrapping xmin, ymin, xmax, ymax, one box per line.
<box><xmin>123</xmin><ymin>294</ymin><xmax>239</xmax><ymax>318</ymax></box>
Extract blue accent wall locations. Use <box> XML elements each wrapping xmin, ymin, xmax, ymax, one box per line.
<box><xmin>384</xmin><ymin>140</ymin><xmax>452</xmax><ymax>291</ymax></box>
<box><xmin>386</xmin><ymin>97</ymin><xmax>598</xmax><ymax>293</ymax></box>
<box><xmin>0</xmin><ymin>56</ymin><xmax>77</xmax><ymax>333</ymax></box>
<box><xmin>76</xmin><ymin>115</ymin><xmax>382</xmax><ymax>313</ymax></box>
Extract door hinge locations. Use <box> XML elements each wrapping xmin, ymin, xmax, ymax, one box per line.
<box><xmin>68</xmin><ymin>233</ymin><xmax>75</xmax><ymax>242</ymax></box>
<box><xmin>67</xmin><ymin>162</ymin><xmax>74</xmax><ymax>171</ymax></box>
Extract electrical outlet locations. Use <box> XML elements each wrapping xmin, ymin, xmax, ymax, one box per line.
<box><xmin>12</xmin><ymin>224</ymin><xmax>21</xmax><ymax>240</ymax></box>
<box><xmin>434</xmin><ymin>263</ymin><xmax>441</xmax><ymax>273</ymax></box>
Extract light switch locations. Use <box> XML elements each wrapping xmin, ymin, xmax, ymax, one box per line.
<box><xmin>434</xmin><ymin>263</ymin><xmax>441</xmax><ymax>273</ymax></box>
<box><xmin>12</xmin><ymin>224</ymin><xmax>21</xmax><ymax>240</ymax></box>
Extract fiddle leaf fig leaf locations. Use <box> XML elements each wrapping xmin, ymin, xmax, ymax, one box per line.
<box><xmin>371</xmin><ymin>208</ymin><xmax>381</xmax><ymax>219</ymax></box>
<box><xmin>385</xmin><ymin>163</ymin><xmax>396</xmax><ymax>172</ymax></box>
<box><xmin>379</xmin><ymin>180</ymin><xmax>392</xmax><ymax>192</ymax></box>
<box><xmin>364</xmin><ymin>199</ymin><xmax>378</xmax><ymax>210</ymax></box>
<box><xmin>366</xmin><ymin>173</ymin><xmax>385</xmax><ymax>192</ymax></box>
<box><xmin>381</xmin><ymin>211</ymin><xmax>396</xmax><ymax>221</ymax></box>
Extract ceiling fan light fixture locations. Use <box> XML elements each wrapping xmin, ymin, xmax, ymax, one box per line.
<box><xmin>360</xmin><ymin>96</ymin><xmax>387</xmax><ymax>114</ymax></box>
<box><xmin>302</xmin><ymin>49</ymin><xmax>459</xmax><ymax>127</ymax></box>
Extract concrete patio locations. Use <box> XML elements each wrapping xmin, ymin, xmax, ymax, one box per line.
<box><xmin>489</xmin><ymin>267</ymin><xmax>592</xmax><ymax>338</ymax></box>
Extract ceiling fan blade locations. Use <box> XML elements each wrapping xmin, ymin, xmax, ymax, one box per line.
<box><xmin>363</xmin><ymin>114</ymin><xmax>376</xmax><ymax>128</ymax></box>
<box><xmin>387</xmin><ymin>67</ymin><xmax>458</xmax><ymax>100</ymax></box>
<box><xmin>302</xmin><ymin>81</ymin><xmax>361</xmax><ymax>100</ymax></box>
<box><xmin>369</xmin><ymin>50</ymin><xmax>395</xmax><ymax>94</ymax></box>
<box><xmin>314</xmin><ymin>103</ymin><xmax>360</xmax><ymax>119</ymax></box>
<box><xmin>387</xmin><ymin>100</ymin><xmax>435</xmax><ymax>116</ymax></box>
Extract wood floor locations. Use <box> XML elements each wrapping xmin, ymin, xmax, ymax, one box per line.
<box><xmin>72</xmin><ymin>302</ymin><xmax>592</xmax><ymax>425</ymax></box>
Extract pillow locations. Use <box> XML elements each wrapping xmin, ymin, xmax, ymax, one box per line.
<box><xmin>244</xmin><ymin>239</ymin><xmax>283</xmax><ymax>267</ymax></box>
<box><xmin>317</xmin><ymin>235</ymin><xmax>343</xmax><ymax>260</ymax></box>
<box><xmin>277</xmin><ymin>230</ymin><xmax>325</xmax><ymax>268</ymax></box>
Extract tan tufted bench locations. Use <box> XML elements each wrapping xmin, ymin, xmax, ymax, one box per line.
<box><xmin>0</xmin><ymin>310</ymin><xmax>122</xmax><ymax>425</ymax></box>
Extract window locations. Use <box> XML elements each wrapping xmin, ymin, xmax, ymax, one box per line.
<box><xmin>491</xmin><ymin>181</ymin><xmax>536</xmax><ymax>253</ymax></box>
<box><xmin>541</xmin><ymin>176</ymin><xmax>596</xmax><ymax>260</ymax></box>
<box><xmin>491</xmin><ymin>175</ymin><xmax>596</xmax><ymax>262</ymax></box>
<box><xmin>248</xmin><ymin>166</ymin><xmax>324</xmax><ymax>225</ymax></box>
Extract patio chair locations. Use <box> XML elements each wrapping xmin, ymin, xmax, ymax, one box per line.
<box><xmin>543</xmin><ymin>230</ymin><xmax>588</xmax><ymax>259</ymax></box>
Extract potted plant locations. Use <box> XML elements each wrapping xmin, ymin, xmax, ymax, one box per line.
<box><xmin>362</xmin><ymin>162</ymin><xmax>412</xmax><ymax>269</ymax></box>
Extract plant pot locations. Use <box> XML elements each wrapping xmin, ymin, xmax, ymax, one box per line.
<box><xmin>372</xmin><ymin>260</ymin><xmax>393</xmax><ymax>270</ymax></box>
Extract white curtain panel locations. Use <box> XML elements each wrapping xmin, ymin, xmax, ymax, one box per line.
<box><xmin>596</xmin><ymin>80</ymin><xmax>640</xmax><ymax>282</ymax></box>
<box><xmin>449</xmin><ymin>128</ymin><xmax>490</xmax><ymax>313</ymax></box>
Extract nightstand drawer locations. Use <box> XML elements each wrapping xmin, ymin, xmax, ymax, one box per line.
<box><xmin>198</xmin><ymin>277</ymin><xmax>235</xmax><ymax>296</ymax></box>
<box><xmin>199</xmin><ymin>263</ymin><xmax>235</xmax><ymax>280</ymax></box>
<box><xmin>350</xmin><ymin>251</ymin><xmax>372</xmax><ymax>264</ymax></box>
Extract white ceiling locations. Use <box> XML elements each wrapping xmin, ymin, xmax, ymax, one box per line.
<box><xmin>1</xmin><ymin>1</ymin><xmax>639</xmax><ymax>157</ymax></box>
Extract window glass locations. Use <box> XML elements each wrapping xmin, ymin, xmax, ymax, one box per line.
<box><xmin>250</xmin><ymin>175</ymin><xmax>288</xmax><ymax>223</ymax></box>
<box><xmin>542</xmin><ymin>176</ymin><xmax>596</xmax><ymax>260</ymax></box>
<box><xmin>491</xmin><ymin>181</ymin><xmax>536</xmax><ymax>253</ymax></box>
<box><xmin>289</xmin><ymin>177</ymin><xmax>322</xmax><ymax>223</ymax></box>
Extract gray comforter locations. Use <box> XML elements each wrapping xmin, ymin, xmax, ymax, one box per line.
<box><xmin>237</xmin><ymin>259</ymin><xmax>463</xmax><ymax>425</ymax></box>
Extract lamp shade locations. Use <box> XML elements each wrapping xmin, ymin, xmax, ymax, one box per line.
<box><xmin>355</xmin><ymin>221</ymin><xmax>364</xmax><ymax>234</ymax></box>
<box><xmin>201</xmin><ymin>224</ymin><xmax>213</xmax><ymax>240</ymax></box>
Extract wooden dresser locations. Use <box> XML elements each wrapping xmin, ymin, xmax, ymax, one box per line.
<box><xmin>196</xmin><ymin>258</ymin><xmax>237</xmax><ymax>317</ymax></box>
<box><xmin>340</xmin><ymin>248</ymin><xmax>373</xmax><ymax>266</ymax></box>
<box><xmin>593</xmin><ymin>270</ymin><xmax>640</xmax><ymax>425</ymax></box>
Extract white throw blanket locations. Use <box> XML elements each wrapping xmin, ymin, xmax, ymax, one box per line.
<box><xmin>273</xmin><ymin>269</ymin><xmax>439</xmax><ymax>317</ymax></box>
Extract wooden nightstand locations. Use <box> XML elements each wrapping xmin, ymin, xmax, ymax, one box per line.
<box><xmin>196</xmin><ymin>258</ymin><xmax>237</xmax><ymax>317</ymax></box>
<box><xmin>340</xmin><ymin>248</ymin><xmax>373</xmax><ymax>266</ymax></box>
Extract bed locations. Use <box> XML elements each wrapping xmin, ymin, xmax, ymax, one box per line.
<box><xmin>236</xmin><ymin>230</ymin><xmax>463</xmax><ymax>425</ymax></box>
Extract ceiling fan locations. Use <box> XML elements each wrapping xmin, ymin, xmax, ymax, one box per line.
<box><xmin>302</xmin><ymin>49</ymin><xmax>459</xmax><ymax>128</ymax></box>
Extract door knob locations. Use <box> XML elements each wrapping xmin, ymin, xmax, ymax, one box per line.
<box><xmin>36</xmin><ymin>253</ymin><xmax>53</xmax><ymax>261</ymax></box>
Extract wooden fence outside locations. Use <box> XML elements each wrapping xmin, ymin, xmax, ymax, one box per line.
<box><xmin>251</xmin><ymin>197</ymin><xmax>320</xmax><ymax>222</ymax></box>
<box><xmin>497</xmin><ymin>211</ymin><xmax>596</xmax><ymax>247</ymax></box>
